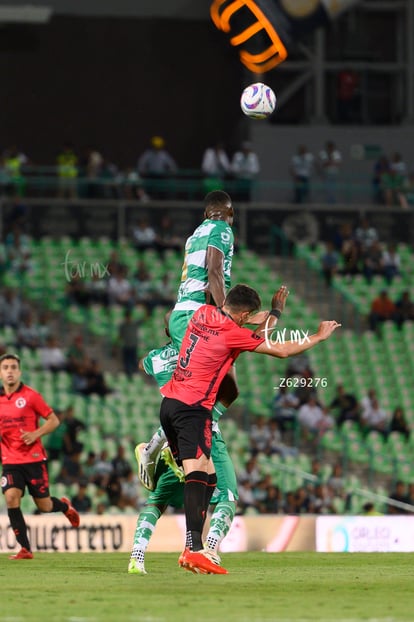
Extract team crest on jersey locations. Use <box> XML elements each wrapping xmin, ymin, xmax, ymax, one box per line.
<box><xmin>15</xmin><ymin>397</ymin><xmax>26</xmax><ymax>408</ymax></box>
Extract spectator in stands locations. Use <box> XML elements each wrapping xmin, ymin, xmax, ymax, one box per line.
<box><xmin>298</xmin><ymin>395</ymin><xmax>334</xmax><ymax>440</ymax></box>
<box><xmin>354</xmin><ymin>217</ymin><xmax>378</xmax><ymax>254</ymax></box>
<box><xmin>372</xmin><ymin>154</ymin><xmax>391</xmax><ymax>204</ymax></box>
<box><xmin>237</xmin><ymin>479</ymin><xmax>258</xmax><ymax>514</ymax></box>
<box><xmin>111</xmin><ymin>445</ymin><xmax>132</xmax><ymax>479</ymax></box>
<box><xmin>362</xmin><ymin>502</ymin><xmax>383</xmax><ymax>516</ymax></box>
<box><xmin>294</xmin><ymin>486</ymin><xmax>312</xmax><ymax>514</ymax></box>
<box><xmin>91</xmin><ymin>449</ymin><xmax>114</xmax><ymax>489</ymax></box>
<box><xmin>381</xmin><ymin>154</ymin><xmax>406</xmax><ymax>207</ymax></box>
<box><xmin>39</xmin><ymin>335</ymin><xmax>68</xmax><ymax>372</ymax></box>
<box><xmin>328</xmin><ymin>462</ymin><xmax>346</xmax><ymax>498</ymax></box>
<box><xmin>131</xmin><ymin>218</ymin><xmax>158</xmax><ymax>252</ymax></box>
<box><xmin>238</xmin><ymin>456</ymin><xmax>261</xmax><ymax>487</ymax></box>
<box><xmin>57</xmin><ymin>451</ymin><xmax>84</xmax><ymax>486</ymax></box>
<box><xmin>118</xmin><ymin>308</ymin><xmax>140</xmax><ymax>377</ymax></box>
<box><xmin>368</xmin><ymin>289</ymin><xmax>397</xmax><ymax>333</ymax></box>
<box><xmin>231</xmin><ymin>141</ymin><xmax>260</xmax><ymax>202</ymax></box>
<box><xmin>258</xmin><ymin>484</ymin><xmax>282</xmax><ymax>514</ymax></box>
<box><xmin>360</xmin><ymin>387</ymin><xmax>377</xmax><ymax>414</ymax></box>
<box><xmin>336</xmin><ymin>68</ymin><xmax>360</xmax><ymax>122</ymax></box>
<box><xmin>361</xmin><ymin>240</ymin><xmax>384</xmax><ymax>284</ymax></box>
<box><xmin>318</xmin><ymin>141</ymin><xmax>342</xmax><ymax>203</ymax></box>
<box><xmin>16</xmin><ymin>312</ymin><xmax>42</xmax><ymax>350</ymax></box>
<box><xmin>0</xmin><ymin>287</ymin><xmax>24</xmax><ymax>328</ymax></box>
<box><xmin>107</xmin><ymin>265</ymin><xmax>134</xmax><ymax>307</ymax></box>
<box><xmin>80</xmin><ymin>359</ymin><xmax>112</xmax><ymax>397</ymax></box>
<box><xmin>82</xmin><ymin>451</ymin><xmax>97</xmax><ymax>483</ymax></box>
<box><xmin>289</xmin><ymin>144</ymin><xmax>314</xmax><ymax>203</ymax></box>
<box><xmin>329</xmin><ymin>383</ymin><xmax>360</xmax><ymax>427</ymax></box>
<box><xmin>5</xmin><ymin>224</ymin><xmax>32</xmax><ymax>276</ymax></box>
<box><xmin>62</xmin><ymin>405</ymin><xmax>86</xmax><ymax>456</ymax></box>
<box><xmin>65</xmin><ymin>274</ymin><xmax>90</xmax><ymax>306</ymax></box>
<box><xmin>394</xmin><ymin>290</ymin><xmax>414</xmax><ymax>329</ymax></box>
<box><xmin>71</xmin><ymin>481</ymin><xmax>93</xmax><ymax>514</ymax></box>
<box><xmin>137</xmin><ymin>136</ymin><xmax>177</xmax><ymax>199</ymax></box>
<box><xmin>388</xmin><ymin>481</ymin><xmax>410</xmax><ymax>514</ymax></box>
<box><xmin>81</xmin><ymin>146</ymin><xmax>104</xmax><ymax>199</ymax></box>
<box><xmin>106</xmin><ymin>472</ymin><xmax>124</xmax><ymax>508</ymax></box>
<box><xmin>335</xmin><ymin>222</ymin><xmax>360</xmax><ymax>277</ymax></box>
<box><xmin>321</xmin><ymin>241</ymin><xmax>340</xmax><ymax>287</ymax></box>
<box><xmin>201</xmin><ymin>141</ymin><xmax>231</xmax><ymax>193</ymax></box>
<box><xmin>120</xmin><ymin>468</ymin><xmax>141</xmax><ymax>511</ymax></box>
<box><xmin>272</xmin><ymin>385</ymin><xmax>300</xmax><ymax>435</ymax></box>
<box><xmin>66</xmin><ymin>334</ymin><xmax>90</xmax><ymax>374</ymax></box>
<box><xmin>398</xmin><ymin>171</ymin><xmax>414</xmax><ymax>209</ymax></box>
<box><xmin>249</xmin><ymin>415</ymin><xmax>271</xmax><ymax>456</ymax></box>
<box><xmin>56</xmin><ymin>142</ymin><xmax>78</xmax><ymax>199</ymax></box>
<box><xmin>310</xmin><ymin>483</ymin><xmax>337</xmax><ymax>514</ymax></box>
<box><xmin>266</xmin><ymin>419</ymin><xmax>298</xmax><ymax>458</ymax></box>
<box><xmin>154</xmin><ymin>214</ymin><xmax>182</xmax><ymax>256</ymax></box>
<box><xmin>389</xmin><ymin>406</ymin><xmax>410</xmax><ymax>439</ymax></box>
<box><xmin>361</xmin><ymin>396</ymin><xmax>388</xmax><ymax>436</ymax></box>
<box><xmin>283</xmin><ymin>491</ymin><xmax>297</xmax><ymax>514</ymax></box>
<box><xmin>381</xmin><ymin>243</ymin><xmax>401</xmax><ymax>284</ymax></box>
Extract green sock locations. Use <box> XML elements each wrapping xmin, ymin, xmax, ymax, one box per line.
<box><xmin>131</xmin><ymin>505</ymin><xmax>162</xmax><ymax>558</ymax></box>
<box><xmin>212</xmin><ymin>402</ymin><xmax>227</xmax><ymax>422</ymax></box>
<box><xmin>205</xmin><ymin>501</ymin><xmax>235</xmax><ymax>552</ymax></box>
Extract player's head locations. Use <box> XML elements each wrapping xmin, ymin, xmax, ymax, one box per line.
<box><xmin>223</xmin><ymin>284</ymin><xmax>261</xmax><ymax>325</ymax></box>
<box><xmin>0</xmin><ymin>353</ymin><xmax>22</xmax><ymax>389</ymax></box>
<box><xmin>204</xmin><ymin>190</ymin><xmax>234</xmax><ymax>225</ymax></box>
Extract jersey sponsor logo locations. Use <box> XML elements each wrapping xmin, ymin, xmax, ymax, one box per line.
<box><xmin>15</xmin><ymin>397</ymin><xmax>26</xmax><ymax>408</ymax></box>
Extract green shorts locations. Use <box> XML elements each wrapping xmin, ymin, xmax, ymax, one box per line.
<box><xmin>210</xmin><ymin>429</ymin><xmax>238</xmax><ymax>504</ymax></box>
<box><xmin>147</xmin><ymin>460</ymin><xmax>184</xmax><ymax>508</ymax></box>
<box><xmin>168</xmin><ymin>309</ymin><xmax>196</xmax><ymax>350</ymax></box>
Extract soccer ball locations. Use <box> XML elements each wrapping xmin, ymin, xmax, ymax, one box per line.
<box><xmin>240</xmin><ymin>82</ymin><xmax>277</xmax><ymax>119</ymax></box>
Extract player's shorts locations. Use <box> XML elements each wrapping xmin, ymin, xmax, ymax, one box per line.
<box><xmin>1</xmin><ymin>461</ymin><xmax>50</xmax><ymax>498</ymax></box>
<box><xmin>147</xmin><ymin>459</ymin><xmax>184</xmax><ymax>509</ymax></box>
<box><xmin>210</xmin><ymin>428</ymin><xmax>238</xmax><ymax>504</ymax></box>
<box><xmin>168</xmin><ymin>309</ymin><xmax>196</xmax><ymax>350</ymax></box>
<box><xmin>160</xmin><ymin>397</ymin><xmax>212</xmax><ymax>462</ymax></box>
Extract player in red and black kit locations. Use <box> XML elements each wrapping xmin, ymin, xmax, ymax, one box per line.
<box><xmin>0</xmin><ymin>353</ymin><xmax>80</xmax><ymax>559</ymax></box>
<box><xmin>160</xmin><ymin>284</ymin><xmax>340</xmax><ymax>574</ymax></box>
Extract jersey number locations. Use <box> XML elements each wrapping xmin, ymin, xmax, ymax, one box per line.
<box><xmin>179</xmin><ymin>333</ymin><xmax>199</xmax><ymax>368</ymax></box>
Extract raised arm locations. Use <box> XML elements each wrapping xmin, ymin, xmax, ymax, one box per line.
<box><xmin>254</xmin><ymin>320</ymin><xmax>341</xmax><ymax>358</ymax></box>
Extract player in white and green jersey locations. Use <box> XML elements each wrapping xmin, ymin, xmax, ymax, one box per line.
<box><xmin>137</xmin><ymin>191</ymin><xmax>238</xmax><ymax>489</ymax></box>
<box><xmin>128</xmin><ymin>339</ymin><xmax>239</xmax><ymax>575</ymax></box>
<box><xmin>168</xmin><ymin>191</ymin><xmax>234</xmax><ymax>349</ymax></box>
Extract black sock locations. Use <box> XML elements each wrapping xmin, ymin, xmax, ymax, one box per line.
<box><xmin>184</xmin><ymin>470</ymin><xmax>208</xmax><ymax>551</ymax></box>
<box><xmin>8</xmin><ymin>507</ymin><xmax>31</xmax><ymax>551</ymax></box>
<box><xmin>206</xmin><ymin>473</ymin><xmax>217</xmax><ymax>510</ymax></box>
<box><xmin>202</xmin><ymin>473</ymin><xmax>217</xmax><ymax>530</ymax></box>
<box><xmin>50</xmin><ymin>497</ymin><xmax>67</xmax><ymax>513</ymax></box>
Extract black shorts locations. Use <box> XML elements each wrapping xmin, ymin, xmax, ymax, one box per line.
<box><xmin>1</xmin><ymin>461</ymin><xmax>50</xmax><ymax>498</ymax></box>
<box><xmin>160</xmin><ymin>397</ymin><xmax>212</xmax><ymax>463</ymax></box>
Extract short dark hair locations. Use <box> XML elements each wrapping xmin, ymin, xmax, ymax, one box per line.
<box><xmin>204</xmin><ymin>190</ymin><xmax>232</xmax><ymax>217</ymax></box>
<box><xmin>0</xmin><ymin>353</ymin><xmax>21</xmax><ymax>367</ymax></box>
<box><xmin>224</xmin><ymin>284</ymin><xmax>261</xmax><ymax>314</ymax></box>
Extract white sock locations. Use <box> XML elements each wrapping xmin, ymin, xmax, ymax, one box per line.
<box><xmin>144</xmin><ymin>426</ymin><xmax>167</xmax><ymax>459</ymax></box>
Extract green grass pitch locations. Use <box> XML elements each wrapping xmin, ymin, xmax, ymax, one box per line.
<box><xmin>1</xmin><ymin>552</ymin><xmax>413</xmax><ymax>622</ymax></box>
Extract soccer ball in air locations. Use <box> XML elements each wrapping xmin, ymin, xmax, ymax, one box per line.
<box><xmin>240</xmin><ymin>82</ymin><xmax>277</xmax><ymax>120</ymax></box>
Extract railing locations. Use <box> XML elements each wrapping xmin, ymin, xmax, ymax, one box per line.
<box><xmin>0</xmin><ymin>165</ymin><xmax>389</xmax><ymax>204</ymax></box>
